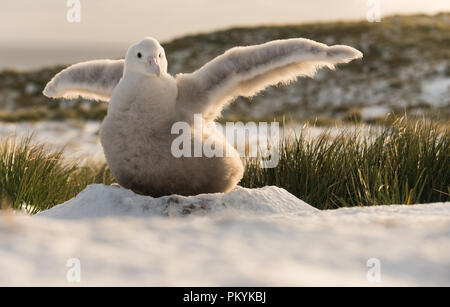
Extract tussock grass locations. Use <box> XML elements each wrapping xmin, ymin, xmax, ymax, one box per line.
<box><xmin>0</xmin><ymin>118</ymin><xmax>448</xmax><ymax>214</ymax></box>
<box><xmin>242</xmin><ymin>118</ymin><xmax>449</xmax><ymax>209</ymax></box>
<box><xmin>0</xmin><ymin>135</ymin><xmax>113</xmax><ymax>214</ymax></box>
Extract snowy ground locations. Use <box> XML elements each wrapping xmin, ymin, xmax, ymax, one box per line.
<box><xmin>0</xmin><ymin>184</ymin><xmax>449</xmax><ymax>286</ymax></box>
<box><xmin>0</xmin><ymin>121</ymin><xmax>105</xmax><ymax>162</ymax></box>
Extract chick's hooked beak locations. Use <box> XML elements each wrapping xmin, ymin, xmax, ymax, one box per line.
<box><xmin>149</xmin><ymin>56</ymin><xmax>161</xmax><ymax>77</ymax></box>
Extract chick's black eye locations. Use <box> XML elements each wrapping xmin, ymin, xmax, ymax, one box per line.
<box><xmin>137</xmin><ymin>52</ymin><xmax>142</xmax><ymax>58</ymax></box>
<box><xmin>159</xmin><ymin>53</ymin><xmax>162</xmax><ymax>58</ymax></box>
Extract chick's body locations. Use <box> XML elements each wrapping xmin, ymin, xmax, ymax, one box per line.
<box><xmin>100</xmin><ymin>72</ymin><xmax>243</xmax><ymax>197</ymax></box>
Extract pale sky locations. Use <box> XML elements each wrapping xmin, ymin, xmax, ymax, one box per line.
<box><xmin>1</xmin><ymin>0</ymin><xmax>449</xmax><ymax>47</ymax></box>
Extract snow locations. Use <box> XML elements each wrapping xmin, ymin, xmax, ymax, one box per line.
<box><xmin>0</xmin><ymin>121</ymin><xmax>104</xmax><ymax>162</ymax></box>
<box><xmin>35</xmin><ymin>184</ymin><xmax>317</xmax><ymax>219</ymax></box>
<box><xmin>0</xmin><ymin>184</ymin><xmax>449</xmax><ymax>286</ymax></box>
<box><xmin>360</xmin><ymin>105</ymin><xmax>391</xmax><ymax>120</ymax></box>
<box><xmin>421</xmin><ymin>76</ymin><xmax>450</xmax><ymax>106</ymax></box>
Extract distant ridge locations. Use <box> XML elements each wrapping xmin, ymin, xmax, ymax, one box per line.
<box><xmin>0</xmin><ymin>13</ymin><xmax>449</xmax><ymax>122</ymax></box>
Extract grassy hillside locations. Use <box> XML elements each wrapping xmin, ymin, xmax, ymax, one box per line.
<box><xmin>0</xmin><ymin>13</ymin><xmax>449</xmax><ymax>123</ymax></box>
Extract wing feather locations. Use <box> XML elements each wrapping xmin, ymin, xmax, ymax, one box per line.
<box><xmin>43</xmin><ymin>59</ymin><xmax>124</xmax><ymax>102</ymax></box>
<box><xmin>176</xmin><ymin>38</ymin><xmax>362</xmax><ymax>121</ymax></box>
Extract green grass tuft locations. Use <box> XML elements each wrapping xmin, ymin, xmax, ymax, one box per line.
<box><xmin>241</xmin><ymin>118</ymin><xmax>449</xmax><ymax>209</ymax></box>
<box><xmin>0</xmin><ymin>135</ymin><xmax>114</xmax><ymax>214</ymax></box>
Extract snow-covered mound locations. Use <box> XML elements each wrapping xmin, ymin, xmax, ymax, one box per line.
<box><xmin>1</xmin><ymin>185</ymin><xmax>449</xmax><ymax>286</ymax></box>
<box><xmin>36</xmin><ymin>184</ymin><xmax>318</xmax><ymax>219</ymax></box>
